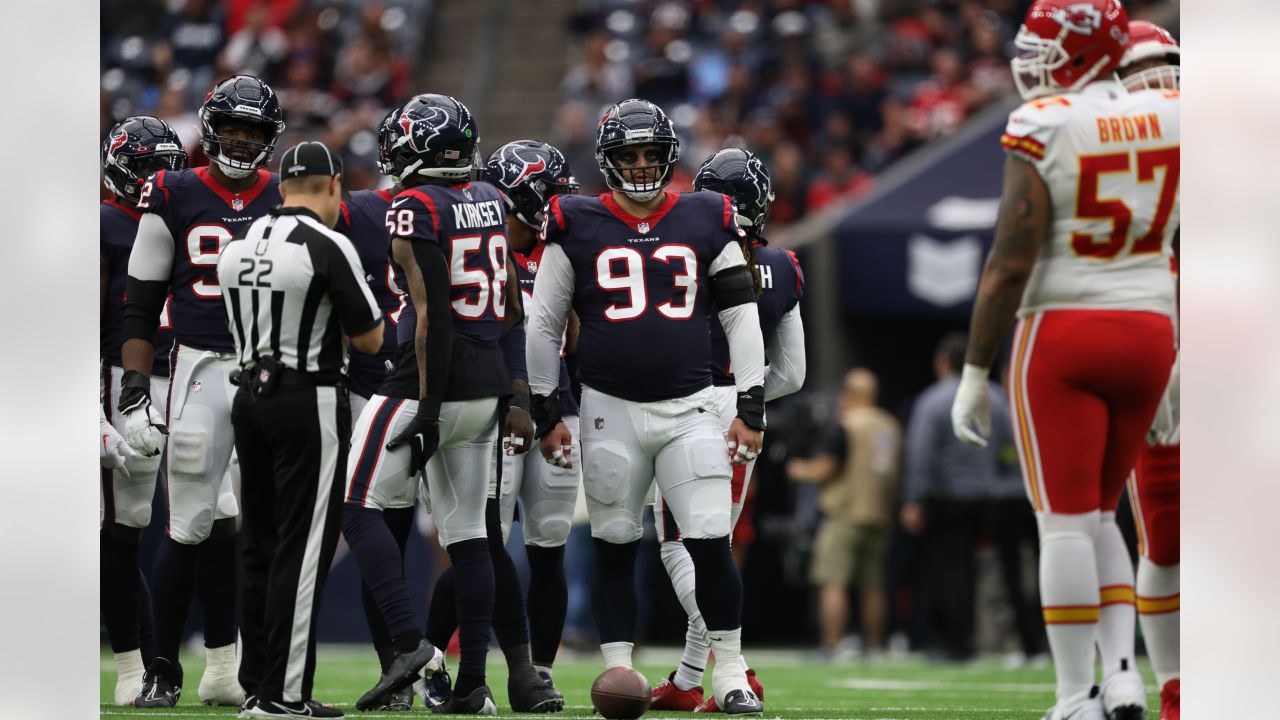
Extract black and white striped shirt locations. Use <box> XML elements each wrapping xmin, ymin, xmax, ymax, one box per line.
<box><xmin>217</xmin><ymin>207</ymin><xmax>381</xmax><ymax>377</ymax></box>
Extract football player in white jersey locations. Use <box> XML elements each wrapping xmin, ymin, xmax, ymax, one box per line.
<box><xmin>1117</xmin><ymin>20</ymin><xmax>1181</xmax><ymax>720</ymax></box>
<box><xmin>950</xmin><ymin>2</ymin><xmax>1178</xmax><ymax>719</ymax></box>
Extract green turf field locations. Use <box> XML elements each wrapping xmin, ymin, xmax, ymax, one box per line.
<box><xmin>100</xmin><ymin>646</ymin><xmax>1160</xmax><ymax>719</ymax></box>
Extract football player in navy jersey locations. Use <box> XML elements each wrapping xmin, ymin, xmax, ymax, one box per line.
<box><xmin>527</xmin><ymin>98</ymin><xmax>768</xmax><ymax>714</ymax></box>
<box><xmin>487</xmin><ymin>140</ymin><xmax>582</xmax><ymax>697</ymax></box>
<box><xmin>341</xmin><ymin>94</ymin><xmax>549</xmax><ymax>715</ymax></box>
<box><xmin>100</xmin><ymin>116</ymin><xmax>187</xmax><ymax>706</ymax></box>
<box><xmin>650</xmin><ymin>148</ymin><xmax>807</xmax><ymax>712</ymax></box>
<box><xmin>329</xmin><ymin>104</ymin><xmax>425</xmax><ymax>712</ymax></box>
<box><xmin>119</xmin><ymin>74</ymin><xmax>284</xmax><ymax>709</ymax></box>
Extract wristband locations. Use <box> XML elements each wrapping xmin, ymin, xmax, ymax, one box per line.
<box><xmin>735</xmin><ymin>385</ymin><xmax>766</xmax><ymax>431</ymax></box>
<box><xmin>509</xmin><ymin>389</ymin><xmax>532</xmax><ymax>413</ymax></box>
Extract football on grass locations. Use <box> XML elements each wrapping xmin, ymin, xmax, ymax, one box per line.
<box><xmin>591</xmin><ymin>666</ymin><xmax>652</xmax><ymax>719</ymax></box>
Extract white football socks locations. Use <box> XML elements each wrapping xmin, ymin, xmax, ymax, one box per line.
<box><xmin>1095</xmin><ymin>511</ymin><xmax>1137</xmax><ymax>677</ymax></box>
<box><xmin>601</xmin><ymin>641</ymin><xmax>634</xmax><ymax>669</ymax></box>
<box><xmin>1137</xmin><ymin>557</ymin><xmax>1180</xmax><ymax>686</ymax></box>
<box><xmin>113</xmin><ymin>649</ymin><xmax>145</xmax><ymax>706</ymax></box>
<box><xmin>708</xmin><ymin>627</ymin><xmax>749</xmax><ymax>703</ymax></box>
<box><xmin>660</xmin><ymin>541</ymin><xmax>711</xmax><ymax>690</ymax></box>
<box><xmin>1038</xmin><ymin>511</ymin><xmax>1101</xmax><ymax>704</ymax></box>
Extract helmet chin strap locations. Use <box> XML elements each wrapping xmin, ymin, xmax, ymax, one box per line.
<box><xmin>622</xmin><ymin>187</ymin><xmax>661</xmax><ymax>202</ymax></box>
<box><xmin>216</xmin><ymin>156</ymin><xmax>256</xmax><ymax>180</ymax></box>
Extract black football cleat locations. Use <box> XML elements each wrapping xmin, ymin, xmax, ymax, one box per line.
<box><xmin>437</xmin><ymin>685</ymin><xmax>497</xmax><ymax>715</ymax></box>
<box><xmin>722</xmin><ymin>688</ymin><xmax>764</xmax><ymax>715</ymax></box>
<box><xmin>355</xmin><ymin>640</ymin><xmax>442</xmax><ymax>711</ymax></box>
<box><xmin>375</xmin><ymin>686</ymin><xmax>414</xmax><ymax>711</ymax></box>
<box><xmin>244</xmin><ymin>698</ymin><xmax>344</xmax><ymax>717</ymax></box>
<box><xmin>508</xmin><ymin>666</ymin><xmax>565</xmax><ymax>713</ymax></box>
<box><xmin>135</xmin><ymin>657</ymin><xmax>182</xmax><ymax>708</ymax></box>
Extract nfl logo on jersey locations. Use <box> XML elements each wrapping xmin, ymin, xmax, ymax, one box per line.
<box><xmin>232</xmin><ymin>198</ymin><xmax>244</xmax><ymax>211</ymax></box>
<box><xmin>594</xmin><ymin>417</ymin><xmax>605</xmax><ymax>430</ymax></box>
<box><xmin>637</xmin><ymin>222</ymin><xmax>650</xmax><ymax>234</ymax></box>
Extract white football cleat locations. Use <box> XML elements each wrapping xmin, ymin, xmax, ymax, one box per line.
<box><xmin>199</xmin><ymin>644</ymin><xmax>246</xmax><ymax>706</ymax></box>
<box><xmin>1043</xmin><ymin>687</ymin><xmax>1105</xmax><ymax>720</ymax></box>
<box><xmin>1100</xmin><ymin>661</ymin><xmax>1148</xmax><ymax>720</ymax></box>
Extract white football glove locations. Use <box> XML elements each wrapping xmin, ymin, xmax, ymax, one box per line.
<box><xmin>1148</xmin><ymin>351</ymin><xmax>1180</xmax><ymax>446</ymax></box>
<box><xmin>100</xmin><ymin>410</ymin><xmax>139</xmax><ymax>478</ymax></box>
<box><xmin>118</xmin><ymin>370</ymin><xmax>168</xmax><ymax>457</ymax></box>
<box><xmin>124</xmin><ymin>404</ymin><xmax>168</xmax><ymax>457</ymax></box>
<box><xmin>951</xmin><ymin>364</ymin><xmax>992</xmax><ymax>448</ymax></box>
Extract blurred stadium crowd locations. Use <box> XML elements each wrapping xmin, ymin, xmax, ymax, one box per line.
<box><xmin>101</xmin><ymin>0</ymin><xmax>1174</xmax><ymax>660</ymax></box>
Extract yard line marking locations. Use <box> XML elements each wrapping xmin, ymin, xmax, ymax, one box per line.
<box><xmin>832</xmin><ymin>677</ymin><xmax>1056</xmax><ymax>693</ymax></box>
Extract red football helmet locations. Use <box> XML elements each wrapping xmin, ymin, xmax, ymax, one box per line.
<box><xmin>1011</xmin><ymin>0</ymin><xmax>1130</xmax><ymax>100</ymax></box>
<box><xmin>1119</xmin><ymin>20</ymin><xmax>1180</xmax><ymax>91</ymax></box>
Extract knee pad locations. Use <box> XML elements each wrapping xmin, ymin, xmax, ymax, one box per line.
<box><xmin>590</xmin><ymin>508</ymin><xmax>642</xmax><ymax>544</ymax></box>
<box><xmin>168</xmin><ymin>427</ymin><xmax>210</xmax><ymax>477</ymax></box>
<box><xmin>170</xmin><ymin>510</ymin><xmax>215</xmax><ymax>544</ymax></box>
<box><xmin>584</xmin><ymin>440</ymin><xmax>632</xmax><ymax>506</ymax></box>
<box><xmin>1037</xmin><ymin>510</ymin><xmax>1101</xmax><ymax>542</ymax></box>
<box><xmin>527</xmin><ymin>515</ymin><xmax>572</xmax><ymax>547</ymax></box>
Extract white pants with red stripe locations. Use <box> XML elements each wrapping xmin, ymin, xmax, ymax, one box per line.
<box><xmin>580</xmin><ymin>385</ymin><xmax>731</xmax><ymax>544</ymax></box>
<box><xmin>499</xmin><ymin>415</ymin><xmax>581</xmax><ymax>547</ymax></box>
<box><xmin>654</xmin><ymin>385</ymin><xmax>755</xmax><ymax>542</ymax></box>
<box><xmin>101</xmin><ymin>365</ymin><xmax>169</xmax><ymax>530</ymax></box>
<box><xmin>344</xmin><ymin>394</ymin><xmax>498</xmax><ymax>547</ymax></box>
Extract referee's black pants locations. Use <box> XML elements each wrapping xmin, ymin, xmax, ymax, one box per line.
<box><xmin>231</xmin><ymin>382</ymin><xmax>349</xmax><ymax>704</ymax></box>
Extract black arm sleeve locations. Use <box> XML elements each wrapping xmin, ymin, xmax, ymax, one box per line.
<box><xmin>122</xmin><ymin>277</ymin><xmax>169</xmax><ymax>343</ymax></box>
<box><xmin>501</xmin><ymin>319</ymin><xmax>528</xmax><ymax>383</ymax></box>
<box><xmin>710</xmin><ymin>264</ymin><xmax>757</xmax><ymax>309</ymax></box>
<box><xmin>416</xmin><ymin>241</ymin><xmax>453</xmax><ymax>414</ymax></box>
<box><xmin>316</xmin><ymin>236</ymin><xmax>382</xmax><ymax>337</ymax></box>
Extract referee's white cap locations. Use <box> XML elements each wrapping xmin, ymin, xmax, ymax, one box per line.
<box><xmin>279</xmin><ymin>141</ymin><xmax>343</xmax><ymax>180</ymax></box>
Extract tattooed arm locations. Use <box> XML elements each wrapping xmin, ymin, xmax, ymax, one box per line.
<box><xmin>964</xmin><ymin>155</ymin><xmax>1053</xmax><ymax>369</ymax></box>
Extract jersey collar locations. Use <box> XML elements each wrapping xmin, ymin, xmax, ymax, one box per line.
<box><xmin>103</xmin><ymin>197</ymin><xmax>141</xmax><ymax>221</ymax></box>
<box><xmin>600</xmin><ymin>191</ymin><xmax>680</xmax><ymax>234</ymax></box>
<box><xmin>195</xmin><ymin>166</ymin><xmax>272</xmax><ymax>211</ymax></box>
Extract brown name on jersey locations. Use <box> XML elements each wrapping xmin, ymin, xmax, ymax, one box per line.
<box><xmin>1096</xmin><ymin>114</ymin><xmax>1163</xmax><ymax>144</ymax></box>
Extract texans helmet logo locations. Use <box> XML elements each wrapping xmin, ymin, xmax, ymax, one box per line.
<box><xmin>398</xmin><ymin>106</ymin><xmax>449</xmax><ymax>153</ymax></box>
<box><xmin>108</xmin><ymin>128</ymin><xmax>129</xmax><ymax>160</ymax></box>
<box><xmin>512</xmin><ymin>156</ymin><xmax>546</xmax><ymax>187</ymax></box>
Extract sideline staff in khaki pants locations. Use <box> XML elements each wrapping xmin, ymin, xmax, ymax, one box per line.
<box><xmin>789</xmin><ymin>369</ymin><xmax>900</xmax><ymax>659</ymax></box>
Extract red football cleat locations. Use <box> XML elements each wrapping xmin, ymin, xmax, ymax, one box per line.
<box><xmin>1159</xmin><ymin>678</ymin><xmax>1179</xmax><ymax>720</ymax></box>
<box><xmin>693</xmin><ymin>669</ymin><xmax>764</xmax><ymax>712</ymax></box>
<box><xmin>651</xmin><ymin>671</ymin><xmax>704</xmax><ymax>711</ymax></box>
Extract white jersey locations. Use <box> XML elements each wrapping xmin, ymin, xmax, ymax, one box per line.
<box><xmin>1001</xmin><ymin>81</ymin><xmax>1180</xmax><ymax>317</ymax></box>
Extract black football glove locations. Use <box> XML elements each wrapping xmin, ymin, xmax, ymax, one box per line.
<box><xmin>118</xmin><ymin>369</ymin><xmax>169</xmax><ymax>457</ymax></box>
<box><xmin>531</xmin><ymin>392</ymin><xmax>563</xmax><ymax>440</ymax></box>
<box><xmin>386</xmin><ymin>403</ymin><xmax>441</xmax><ymax>477</ymax></box>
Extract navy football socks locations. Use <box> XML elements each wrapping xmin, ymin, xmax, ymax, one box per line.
<box><xmin>682</xmin><ymin>536</ymin><xmax>743</xmax><ymax>632</ymax></box>
<box><xmin>592</xmin><ymin>539</ymin><xmax>639</xmax><ymax>643</ymax></box>
<box><xmin>525</xmin><ymin>544</ymin><xmax>568</xmax><ymax>667</ymax></box>
<box><xmin>342</xmin><ymin>505</ymin><xmax>421</xmax><ymax>641</ymax></box>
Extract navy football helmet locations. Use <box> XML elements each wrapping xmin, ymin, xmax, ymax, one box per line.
<box><xmin>199</xmin><ymin>74</ymin><xmax>285</xmax><ymax>179</ymax></box>
<box><xmin>483</xmin><ymin>140</ymin><xmax>579</xmax><ymax>228</ymax></box>
<box><xmin>376</xmin><ymin>101</ymin><xmax>405</xmax><ymax>177</ymax></box>
<box><xmin>382</xmin><ymin>94</ymin><xmax>479</xmax><ymax>184</ymax></box>
<box><xmin>693</xmin><ymin>148</ymin><xmax>775</xmax><ymax>237</ymax></box>
<box><xmin>595</xmin><ymin>98</ymin><xmax>680</xmax><ymax>202</ymax></box>
<box><xmin>102</xmin><ymin>116</ymin><xmax>188</xmax><ymax>203</ymax></box>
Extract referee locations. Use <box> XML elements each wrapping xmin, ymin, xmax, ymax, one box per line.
<box><xmin>218</xmin><ymin>141</ymin><xmax>382</xmax><ymax>719</ymax></box>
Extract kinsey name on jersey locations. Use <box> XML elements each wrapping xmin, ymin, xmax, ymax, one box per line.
<box><xmin>451</xmin><ymin>199</ymin><xmax>505</xmax><ymax>229</ymax></box>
